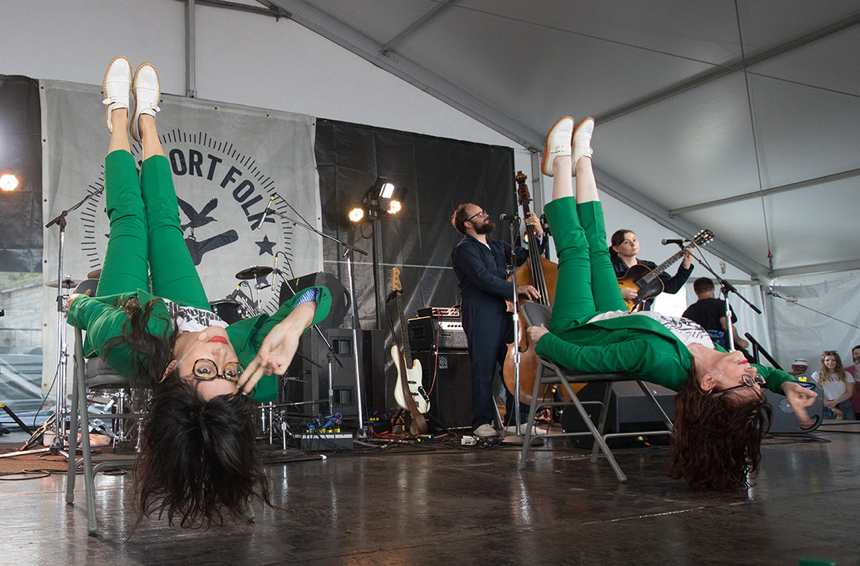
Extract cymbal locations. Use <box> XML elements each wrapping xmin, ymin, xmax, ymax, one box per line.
<box><xmin>235</xmin><ymin>266</ymin><xmax>273</xmax><ymax>280</ymax></box>
<box><xmin>87</xmin><ymin>269</ymin><xmax>102</xmax><ymax>279</ymax></box>
<box><xmin>45</xmin><ymin>277</ymin><xmax>82</xmax><ymax>288</ymax></box>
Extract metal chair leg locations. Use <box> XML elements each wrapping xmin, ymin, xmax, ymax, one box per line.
<box><xmin>518</xmin><ymin>364</ymin><xmax>545</xmax><ymax>470</ymax></box>
<box><xmin>556</xmin><ymin>376</ymin><xmax>627</xmax><ymax>482</ymax></box>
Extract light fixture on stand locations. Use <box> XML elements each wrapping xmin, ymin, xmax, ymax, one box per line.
<box><xmin>346</xmin><ymin>177</ymin><xmax>407</xmax><ymax>330</ymax></box>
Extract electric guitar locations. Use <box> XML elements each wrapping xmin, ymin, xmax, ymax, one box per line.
<box><xmin>389</xmin><ymin>268</ymin><xmax>430</xmax><ymax>434</ymax></box>
<box><xmin>618</xmin><ymin>229</ymin><xmax>714</xmax><ymax>311</ymax></box>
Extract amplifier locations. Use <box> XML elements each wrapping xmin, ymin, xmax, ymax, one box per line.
<box><xmin>408</xmin><ymin>316</ymin><xmax>468</xmax><ymax>351</ymax></box>
<box><xmin>417</xmin><ymin>306</ymin><xmax>461</xmax><ymax>319</ymax></box>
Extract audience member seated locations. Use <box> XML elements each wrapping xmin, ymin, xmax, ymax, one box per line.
<box><xmin>811</xmin><ymin>351</ymin><xmax>855</xmax><ymax>420</ymax></box>
<box><xmin>789</xmin><ymin>358</ymin><xmax>811</xmax><ymax>379</ymax></box>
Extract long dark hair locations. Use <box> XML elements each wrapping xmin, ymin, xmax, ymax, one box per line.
<box><xmin>102</xmin><ymin>297</ymin><xmax>272</xmax><ymax>530</ymax></box>
<box><xmin>669</xmin><ymin>359</ymin><xmax>772</xmax><ymax>490</ymax></box>
<box><xmin>133</xmin><ymin>379</ymin><xmax>271</xmax><ymax>530</ymax></box>
<box><xmin>101</xmin><ymin>296</ymin><xmax>177</xmax><ymax>387</ymax></box>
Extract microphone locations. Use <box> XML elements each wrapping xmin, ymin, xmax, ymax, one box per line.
<box><xmin>661</xmin><ymin>238</ymin><xmax>688</xmax><ymax>245</ymax></box>
<box><xmin>273</xmin><ymin>253</ymin><xmax>279</xmax><ymax>275</ymax></box>
<box><xmin>256</xmin><ymin>196</ymin><xmax>275</xmax><ymax>230</ymax></box>
<box><xmin>499</xmin><ymin>213</ymin><xmax>516</xmax><ymax>222</ymax></box>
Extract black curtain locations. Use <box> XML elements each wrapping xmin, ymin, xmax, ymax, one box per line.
<box><xmin>314</xmin><ymin>119</ymin><xmax>517</xmax><ymax>331</ymax></box>
<box><xmin>0</xmin><ymin>76</ymin><xmax>42</xmax><ymax>273</ymax></box>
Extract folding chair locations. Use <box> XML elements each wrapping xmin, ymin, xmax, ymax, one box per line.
<box><xmin>518</xmin><ymin>303</ymin><xmax>674</xmax><ymax>482</ymax></box>
<box><xmin>66</xmin><ymin>327</ymin><xmax>139</xmax><ymax>535</ymax></box>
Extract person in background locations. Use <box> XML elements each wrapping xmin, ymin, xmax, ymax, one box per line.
<box><xmin>610</xmin><ymin>229</ymin><xmax>693</xmax><ymax>311</ymax></box>
<box><xmin>789</xmin><ymin>358</ymin><xmax>811</xmax><ymax>379</ymax></box>
<box><xmin>811</xmin><ymin>351</ymin><xmax>855</xmax><ymax>420</ymax></box>
<box><xmin>682</xmin><ymin>277</ymin><xmax>749</xmax><ymax>351</ymax></box>
<box><xmin>450</xmin><ymin>203</ymin><xmax>546</xmax><ymax>438</ymax></box>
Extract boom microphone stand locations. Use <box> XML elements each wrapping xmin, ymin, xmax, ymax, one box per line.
<box><xmin>689</xmin><ymin>253</ymin><xmax>761</xmax><ymax>350</ymax></box>
<box><xmin>265</xmin><ymin>204</ymin><xmax>369</xmax><ymax>432</ymax></box>
<box><xmin>44</xmin><ymin>188</ymin><xmax>103</xmax><ymax>457</ymax></box>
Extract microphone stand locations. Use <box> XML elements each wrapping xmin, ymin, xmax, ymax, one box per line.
<box><xmin>43</xmin><ymin>187</ymin><xmax>103</xmax><ymax>458</ymax></box>
<box><xmin>266</xmin><ymin>207</ymin><xmax>369</xmax><ymax>433</ymax></box>
<box><xmin>689</xmin><ymin>253</ymin><xmax>761</xmax><ymax>350</ymax></box>
<box><xmin>504</xmin><ymin>213</ymin><xmax>523</xmax><ymax>434</ymax></box>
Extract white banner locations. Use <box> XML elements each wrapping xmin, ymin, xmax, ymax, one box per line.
<box><xmin>40</xmin><ymin>79</ymin><xmax>321</xmax><ymax>390</ymax></box>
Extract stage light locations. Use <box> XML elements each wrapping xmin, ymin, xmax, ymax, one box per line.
<box><xmin>379</xmin><ymin>181</ymin><xmax>395</xmax><ymax>199</ymax></box>
<box><xmin>387</xmin><ymin>199</ymin><xmax>402</xmax><ymax>215</ymax></box>
<box><xmin>0</xmin><ymin>173</ymin><xmax>19</xmax><ymax>192</ymax></box>
<box><xmin>348</xmin><ymin>207</ymin><xmax>365</xmax><ymax>223</ymax></box>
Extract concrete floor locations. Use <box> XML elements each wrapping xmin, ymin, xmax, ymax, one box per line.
<box><xmin>2</xmin><ymin>423</ymin><xmax>859</xmax><ymax>566</ymax></box>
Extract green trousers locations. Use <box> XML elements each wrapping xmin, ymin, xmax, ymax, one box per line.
<box><xmin>544</xmin><ymin>197</ymin><xmax>627</xmax><ymax>332</ymax></box>
<box><xmin>97</xmin><ymin>150</ymin><xmax>210</xmax><ymax>310</ymax></box>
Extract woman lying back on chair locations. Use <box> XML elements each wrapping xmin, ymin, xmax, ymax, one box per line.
<box><xmin>65</xmin><ymin>56</ymin><xmax>331</xmax><ymax>530</ymax></box>
<box><xmin>527</xmin><ymin>116</ymin><xmax>817</xmax><ymax>490</ymax></box>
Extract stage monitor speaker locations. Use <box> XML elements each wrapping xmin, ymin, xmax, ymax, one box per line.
<box><xmin>279</xmin><ymin>272</ymin><xmax>350</xmax><ymax>329</ymax></box>
<box><xmin>764</xmin><ymin>388</ymin><xmax>823</xmax><ymax>433</ymax></box>
<box><xmin>415</xmin><ymin>351</ymin><xmax>472</xmax><ymax>431</ymax></box>
<box><xmin>561</xmin><ymin>381</ymin><xmax>676</xmax><ymax>447</ymax></box>
<box><xmin>283</xmin><ymin>329</ymin><xmax>385</xmax><ymax>419</ymax></box>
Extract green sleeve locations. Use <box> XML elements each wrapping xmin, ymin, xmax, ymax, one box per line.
<box><xmin>536</xmin><ymin>332</ymin><xmax>656</xmax><ymax>377</ymax></box>
<box><xmin>66</xmin><ymin>294</ymin><xmax>172</xmax><ymax>377</ymax></box>
<box><xmin>753</xmin><ymin>364</ymin><xmax>803</xmax><ymax>394</ymax></box>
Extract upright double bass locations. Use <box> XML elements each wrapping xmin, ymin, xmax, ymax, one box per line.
<box><xmin>502</xmin><ymin>172</ymin><xmax>568</xmax><ymax>407</ymax></box>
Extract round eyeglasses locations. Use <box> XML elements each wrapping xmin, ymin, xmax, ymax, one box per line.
<box><xmin>180</xmin><ymin>359</ymin><xmax>244</xmax><ymax>383</ymax></box>
<box><xmin>716</xmin><ymin>372</ymin><xmax>766</xmax><ymax>396</ymax></box>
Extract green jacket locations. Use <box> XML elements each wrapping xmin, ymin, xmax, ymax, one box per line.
<box><xmin>67</xmin><ymin>287</ymin><xmax>332</xmax><ymax>402</ymax></box>
<box><xmin>535</xmin><ymin>312</ymin><xmax>796</xmax><ymax>394</ymax></box>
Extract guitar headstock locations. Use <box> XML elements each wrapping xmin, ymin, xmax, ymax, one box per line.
<box><xmin>391</xmin><ymin>267</ymin><xmax>402</xmax><ymax>293</ymax></box>
<box><xmin>515</xmin><ymin>171</ymin><xmax>531</xmax><ymax>208</ymax></box>
<box><xmin>692</xmin><ymin>229</ymin><xmax>714</xmax><ymax>247</ymax></box>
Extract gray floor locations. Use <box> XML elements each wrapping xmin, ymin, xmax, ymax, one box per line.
<box><xmin>2</xmin><ymin>423</ymin><xmax>859</xmax><ymax>566</ymax></box>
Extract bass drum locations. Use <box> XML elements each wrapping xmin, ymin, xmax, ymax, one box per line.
<box><xmin>209</xmin><ymin>299</ymin><xmax>247</xmax><ymax>324</ymax></box>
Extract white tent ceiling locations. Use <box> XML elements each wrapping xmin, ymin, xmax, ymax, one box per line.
<box><xmin>259</xmin><ymin>0</ymin><xmax>860</xmax><ymax>280</ymax></box>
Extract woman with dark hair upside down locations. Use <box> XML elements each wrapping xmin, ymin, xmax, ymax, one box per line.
<box><xmin>66</xmin><ymin>56</ymin><xmax>331</xmax><ymax>528</ymax></box>
<box><xmin>527</xmin><ymin>116</ymin><xmax>818</xmax><ymax>490</ymax></box>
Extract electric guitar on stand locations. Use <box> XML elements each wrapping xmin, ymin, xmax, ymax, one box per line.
<box><xmin>618</xmin><ymin>229</ymin><xmax>714</xmax><ymax>311</ymax></box>
<box><xmin>389</xmin><ymin>268</ymin><xmax>430</xmax><ymax>435</ymax></box>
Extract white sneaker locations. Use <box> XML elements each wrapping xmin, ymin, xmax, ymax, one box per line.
<box><xmin>504</xmin><ymin>425</ymin><xmax>548</xmax><ymax>436</ymax></box>
<box><xmin>572</xmin><ymin>117</ymin><xmax>595</xmax><ymax>169</ymax></box>
<box><xmin>102</xmin><ymin>55</ymin><xmax>131</xmax><ymax>134</ymax></box>
<box><xmin>540</xmin><ymin>116</ymin><xmax>574</xmax><ymax>177</ymax></box>
<box><xmin>473</xmin><ymin>423</ymin><xmax>498</xmax><ymax>438</ymax></box>
<box><xmin>129</xmin><ymin>62</ymin><xmax>161</xmax><ymax>142</ymax></box>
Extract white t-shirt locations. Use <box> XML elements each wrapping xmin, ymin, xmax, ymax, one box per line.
<box><xmin>588</xmin><ymin>310</ymin><xmax>714</xmax><ymax>349</ymax></box>
<box><xmin>811</xmin><ymin>370</ymin><xmax>854</xmax><ymax>401</ymax></box>
<box><xmin>162</xmin><ymin>299</ymin><xmax>228</xmax><ymax>333</ymax></box>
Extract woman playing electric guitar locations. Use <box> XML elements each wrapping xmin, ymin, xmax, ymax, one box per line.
<box><xmin>611</xmin><ymin>229</ymin><xmax>694</xmax><ymax>311</ymax></box>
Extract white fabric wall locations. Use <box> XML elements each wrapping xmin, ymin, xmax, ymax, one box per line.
<box><xmin>769</xmin><ymin>270</ymin><xmax>860</xmax><ymax>371</ymax></box>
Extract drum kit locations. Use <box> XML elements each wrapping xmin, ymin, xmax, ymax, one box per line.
<box><xmin>208</xmin><ymin>265</ymin><xmax>275</xmax><ymax>323</ymax></box>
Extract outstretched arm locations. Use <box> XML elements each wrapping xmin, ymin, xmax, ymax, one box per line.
<box><xmin>239</xmin><ymin>302</ymin><xmax>316</xmax><ymax>395</ymax></box>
